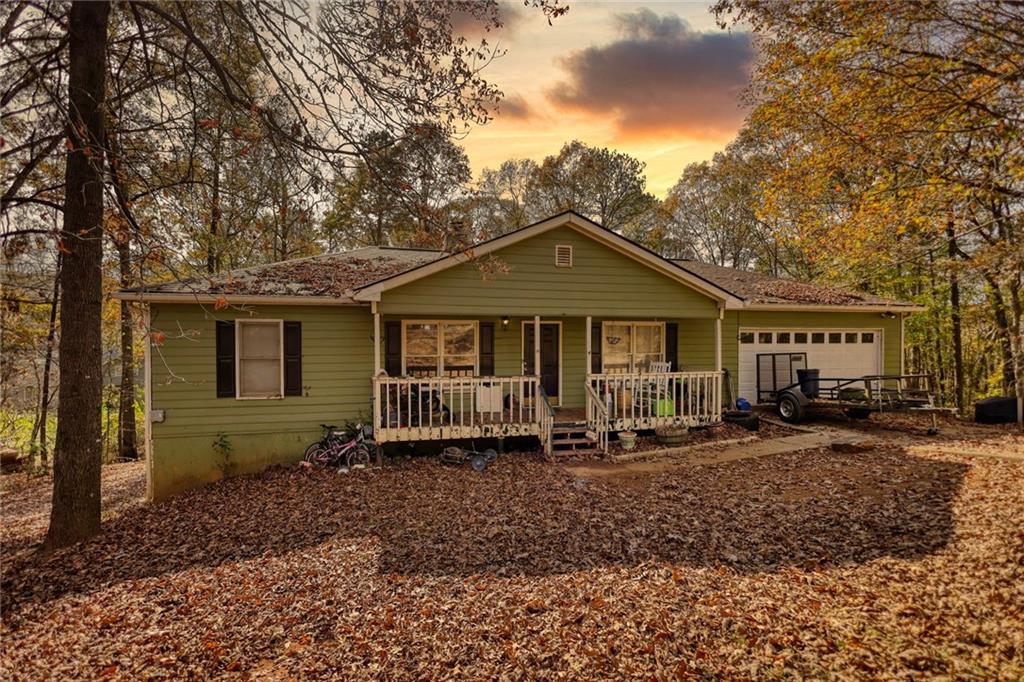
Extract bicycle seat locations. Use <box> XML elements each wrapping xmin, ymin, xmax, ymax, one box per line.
<box><xmin>320</xmin><ymin>424</ymin><xmax>337</xmax><ymax>430</ymax></box>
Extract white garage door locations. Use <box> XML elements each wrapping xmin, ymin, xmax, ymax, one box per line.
<box><xmin>737</xmin><ymin>328</ymin><xmax>882</xmax><ymax>404</ymax></box>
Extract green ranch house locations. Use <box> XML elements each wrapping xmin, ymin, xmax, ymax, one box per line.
<box><xmin>115</xmin><ymin>212</ymin><xmax>922</xmax><ymax>500</ymax></box>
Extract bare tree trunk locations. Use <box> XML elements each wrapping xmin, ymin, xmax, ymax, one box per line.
<box><xmin>207</xmin><ymin>129</ymin><xmax>222</xmax><ymax>274</ymax></box>
<box><xmin>116</xmin><ymin>237</ymin><xmax>138</xmax><ymax>460</ymax></box>
<box><xmin>947</xmin><ymin>223</ymin><xmax>965</xmax><ymax>412</ymax></box>
<box><xmin>46</xmin><ymin>0</ymin><xmax>110</xmax><ymax>550</ymax></box>
<box><xmin>983</xmin><ymin>279</ymin><xmax>1015</xmax><ymax>393</ymax></box>
<box><xmin>35</xmin><ymin>253</ymin><xmax>61</xmax><ymax>468</ymax></box>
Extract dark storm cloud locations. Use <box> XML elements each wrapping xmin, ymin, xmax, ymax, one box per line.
<box><xmin>496</xmin><ymin>93</ymin><xmax>532</xmax><ymax>120</ymax></box>
<box><xmin>547</xmin><ymin>9</ymin><xmax>754</xmax><ymax>139</ymax></box>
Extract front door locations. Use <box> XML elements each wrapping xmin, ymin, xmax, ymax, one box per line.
<box><xmin>523</xmin><ymin>322</ymin><xmax>560</xmax><ymax>404</ymax></box>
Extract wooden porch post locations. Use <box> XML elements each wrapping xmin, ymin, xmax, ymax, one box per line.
<box><xmin>715</xmin><ymin>309</ymin><xmax>722</xmax><ymax>373</ymax></box>
<box><xmin>372</xmin><ymin>302</ymin><xmax>381</xmax><ymax>438</ymax></box>
<box><xmin>372</xmin><ymin>302</ymin><xmax>381</xmax><ymax>373</ymax></box>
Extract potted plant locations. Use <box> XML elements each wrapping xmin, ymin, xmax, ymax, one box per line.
<box><xmin>655</xmin><ymin>425</ymin><xmax>688</xmax><ymax>446</ymax></box>
<box><xmin>618</xmin><ymin>430</ymin><xmax>637</xmax><ymax>450</ymax></box>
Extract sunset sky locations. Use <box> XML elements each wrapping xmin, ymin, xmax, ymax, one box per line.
<box><xmin>458</xmin><ymin>1</ymin><xmax>753</xmax><ymax>197</ymax></box>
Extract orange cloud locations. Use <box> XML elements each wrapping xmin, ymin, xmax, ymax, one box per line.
<box><xmin>546</xmin><ymin>9</ymin><xmax>753</xmax><ymax>141</ymax></box>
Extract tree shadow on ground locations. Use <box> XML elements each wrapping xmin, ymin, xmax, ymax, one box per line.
<box><xmin>1</xmin><ymin>445</ymin><xmax>967</xmax><ymax>616</ymax></box>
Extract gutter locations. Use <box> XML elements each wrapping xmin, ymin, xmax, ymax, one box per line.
<box><xmin>110</xmin><ymin>291</ymin><xmax>363</xmax><ymax>306</ymax></box>
<box><xmin>742</xmin><ymin>303</ymin><xmax>927</xmax><ymax>314</ymax></box>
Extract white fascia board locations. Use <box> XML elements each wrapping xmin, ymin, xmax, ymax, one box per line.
<box><xmin>110</xmin><ymin>292</ymin><xmax>362</xmax><ymax>306</ymax></box>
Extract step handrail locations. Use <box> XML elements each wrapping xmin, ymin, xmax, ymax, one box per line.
<box><xmin>584</xmin><ymin>382</ymin><xmax>609</xmax><ymax>454</ymax></box>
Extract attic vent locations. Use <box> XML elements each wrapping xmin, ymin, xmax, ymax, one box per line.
<box><xmin>554</xmin><ymin>244</ymin><xmax>573</xmax><ymax>268</ymax></box>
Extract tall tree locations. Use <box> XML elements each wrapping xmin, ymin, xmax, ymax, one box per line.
<box><xmin>3</xmin><ymin>0</ymin><xmax>567</xmax><ymax>547</ymax></box>
<box><xmin>715</xmin><ymin>0</ymin><xmax>1024</xmax><ymax>416</ymax></box>
<box><xmin>531</xmin><ymin>141</ymin><xmax>656</xmax><ymax>231</ymax></box>
<box><xmin>47</xmin><ymin>0</ymin><xmax>111</xmax><ymax>548</ymax></box>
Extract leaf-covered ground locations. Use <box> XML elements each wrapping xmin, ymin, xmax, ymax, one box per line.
<box><xmin>2</xmin><ymin>426</ymin><xmax>1022</xmax><ymax>680</ymax></box>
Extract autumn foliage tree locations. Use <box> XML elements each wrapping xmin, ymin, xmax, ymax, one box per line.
<box><xmin>714</xmin><ymin>0</ymin><xmax>1024</xmax><ymax>416</ymax></box>
<box><xmin>2</xmin><ymin>0</ymin><xmax>567</xmax><ymax>548</ymax></box>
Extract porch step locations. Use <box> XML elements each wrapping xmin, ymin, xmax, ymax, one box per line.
<box><xmin>552</xmin><ymin>447</ymin><xmax>602</xmax><ymax>458</ymax></box>
<box><xmin>552</xmin><ymin>437</ymin><xmax>595</xmax><ymax>446</ymax></box>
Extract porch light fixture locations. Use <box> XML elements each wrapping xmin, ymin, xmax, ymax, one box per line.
<box><xmin>501</xmin><ymin>316</ymin><xmax>509</xmax><ymax>329</ymax></box>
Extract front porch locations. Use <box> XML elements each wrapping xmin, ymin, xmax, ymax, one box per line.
<box><xmin>371</xmin><ymin>369</ymin><xmax>723</xmax><ymax>456</ymax></box>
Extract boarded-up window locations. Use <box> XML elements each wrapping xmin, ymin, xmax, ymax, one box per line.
<box><xmin>238</xmin><ymin>321</ymin><xmax>282</xmax><ymax>398</ymax></box>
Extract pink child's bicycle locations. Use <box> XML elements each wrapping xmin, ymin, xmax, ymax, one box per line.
<box><xmin>303</xmin><ymin>423</ymin><xmax>372</xmax><ymax>469</ymax></box>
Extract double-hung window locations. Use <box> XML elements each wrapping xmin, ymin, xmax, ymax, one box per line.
<box><xmin>403</xmin><ymin>321</ymin><xmax>478</xmax><ymax>377</ymax></box>
<box><xmin>602</xmin><ymin>321</ymin><xmax>664</xmax><ymax>373</ymax></box>
<box><xmin>236</xmin><ymin>320</ymin><xmax>284</xmax><ymax>398</ymax></box>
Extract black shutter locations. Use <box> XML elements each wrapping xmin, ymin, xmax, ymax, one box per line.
<box><xmin>284</xmin><ymin>321</ymin><xmax>302</xmax><ymax>396</ymax></box>
<box><xmin>665</xmin><ymin>322</ymin><xmax>678</xmax><ymax>371</ymax></box>
<box><xmin>384</xmin><ymin>321</ymin><xmax>402</xmax><ymax>376</ymax></box>
<box><xmin>215</xmin><ymin>321</ymin><xmax>235</xmax><ymax>397</ymax></box>
<box><xmin>591</xmin><ymin>322</ymin><xmax>602</xmax><ymax>374</ymax></box>
<box><xmin>479</xmin><ymin>322</ymin><xmax>495</xmax><ymax>375</ymax></box>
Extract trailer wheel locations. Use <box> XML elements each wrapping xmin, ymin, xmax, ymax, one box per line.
<box><xmin>845</xmin><ymin>408</ymin><xmax>872</xmax><ymax>420</ymax></box>
<box><xmin>777</xmin><ymin>393</ymin><xmax>805</xmax><ymax>423</ymax></box>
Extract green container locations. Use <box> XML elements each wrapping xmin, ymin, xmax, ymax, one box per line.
<box><xmin>654</xmin><ymin>398</ymin><xmax>675</xmax><ymax>417</ymax></box>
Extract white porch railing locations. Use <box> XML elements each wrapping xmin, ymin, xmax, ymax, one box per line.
<box><xmin>586</xmin><ymin>371</ymin><xmax>723</xmax><ymax>431</ymax></box>
<box><xmin>584</xmin><ymin>383</ymin><xmax>610</xmax><ymax>454</ymax></box>
<box><xmin>372</xmin><ymin>375</ymin><xmax>544</xmax><ymax>443</ymax></box>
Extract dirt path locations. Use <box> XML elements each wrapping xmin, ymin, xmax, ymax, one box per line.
<box><xmin>565</xmin><ymin>431</ymin><xmax>835</xmax><ymax>479</ymax></box>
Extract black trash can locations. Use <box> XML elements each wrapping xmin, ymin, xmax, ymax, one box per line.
<box><xmin>797</xmin><ymin>368</ymin><xmax>820</xmax><ymax>398</ymax></box>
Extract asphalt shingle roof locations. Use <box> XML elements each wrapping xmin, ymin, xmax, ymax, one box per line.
<box><xmin>673</xmin><ymin>260</ymin><xmax>916</xmax><ymax>308</ymax></box>
<box><xmin>122</xmin><ymin>247</ymin><xmax>444</xmax><ymax>301</ymax></box>
<box><xmin>122</xmin><ymin>243</ymin><xmax>916</xmax><ymax>309</ymax></box>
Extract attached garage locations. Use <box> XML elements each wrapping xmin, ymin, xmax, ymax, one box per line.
<box><xmin>737</xmin><ymin>328</ymin><xmax>883</xmax><ymax>404</ymax></box>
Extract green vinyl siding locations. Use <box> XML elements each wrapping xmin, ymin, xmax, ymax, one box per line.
<box><xmin>379</xmin><ymin>225</ymin><xmax>720</xmax><ymax>318</ymax></box>
<box><xmin>677</xmin><ymin>318</ymin><xmax>718</xmax><ymax>371</ymax></box>
<box><xmin>148</xmin><ymin>303</ymin><xmax>373</xmax><ymax>499</ymax></box>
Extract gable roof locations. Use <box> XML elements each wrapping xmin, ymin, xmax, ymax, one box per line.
<box><xmin>113</xmin><ymin>211</ymin><xmax>922</xmax><ymax>312</ymax></box>
<box><xmin>352</xmin><ymin>211</ymin><xmax>742</xmax><ymax>306</ymax></box>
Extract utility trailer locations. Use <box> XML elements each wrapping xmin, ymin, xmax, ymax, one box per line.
<box><xmin>753</xmin><ymin>352</ymin><xmax>954</xmax><ymax>432</ymax></box>
<box><xmin>772</xmin><ymin>373</ymin><xmax>952</xmax><ymax>434</ymax></box>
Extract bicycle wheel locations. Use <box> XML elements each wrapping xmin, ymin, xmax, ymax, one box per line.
<box><xmin>347</xmin><ymin>444</ymin><xmax>371</xmax><ymax>468</ymax></box>
<box><xmin>303</xmin><ymin>442</ymin><xmax>323</xmax><ymax>463</ymax></box>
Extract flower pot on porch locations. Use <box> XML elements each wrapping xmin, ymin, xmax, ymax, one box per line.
<box><xmin>618</xmin><ymin>430</ymin><xmax>637</xmax><ymax>450</ymax></box>
<box><xmin>655</xmin><ymin>425</ymin><xmax>688</xmax><ymax>446</ymax></box>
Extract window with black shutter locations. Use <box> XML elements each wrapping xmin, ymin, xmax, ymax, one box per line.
<box><xmin>215</xmin><ymin>321</ymin><xmax>236</xmax><ymax>397</ymax></box>
<box><xmin>284</xmin><ymin>321</ymin><xmax>302</xmax><ymax>396</ymax></box>
<box><xmin>479</xmin><ymin>322</ymin><xmax>495</xmax><ymax>375</ymax></box>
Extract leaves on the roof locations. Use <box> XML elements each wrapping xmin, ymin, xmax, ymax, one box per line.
<box><xmin>754</xmin><ymin>278</ymin><xmax>865</xmax><ymax>305</ymax></box>
<box><xmin>206</xmin><ymin>256</ymin><xmax>422</xmax><ymax>298</ymax></box>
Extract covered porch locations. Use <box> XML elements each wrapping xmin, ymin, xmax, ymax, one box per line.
<box><xmin>370</xmin><ymin>312</ymin><xmax>724</xmax><ymax>456</ymax></box>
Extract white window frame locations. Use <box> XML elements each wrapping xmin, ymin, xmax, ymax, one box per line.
<box><xmin>235</xmin><ymin>319</ymin><xmax>284</xmax><ymax>400</ymax></box>
<box><xmin>601</xmin><ymin>321</ymin><xmax>666</xmax><ymax>373</ymax></box>
<box><xmin>401</xmin><ymin>319</ymin><xmax>480</xmax><ymax>376</ymax></box>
